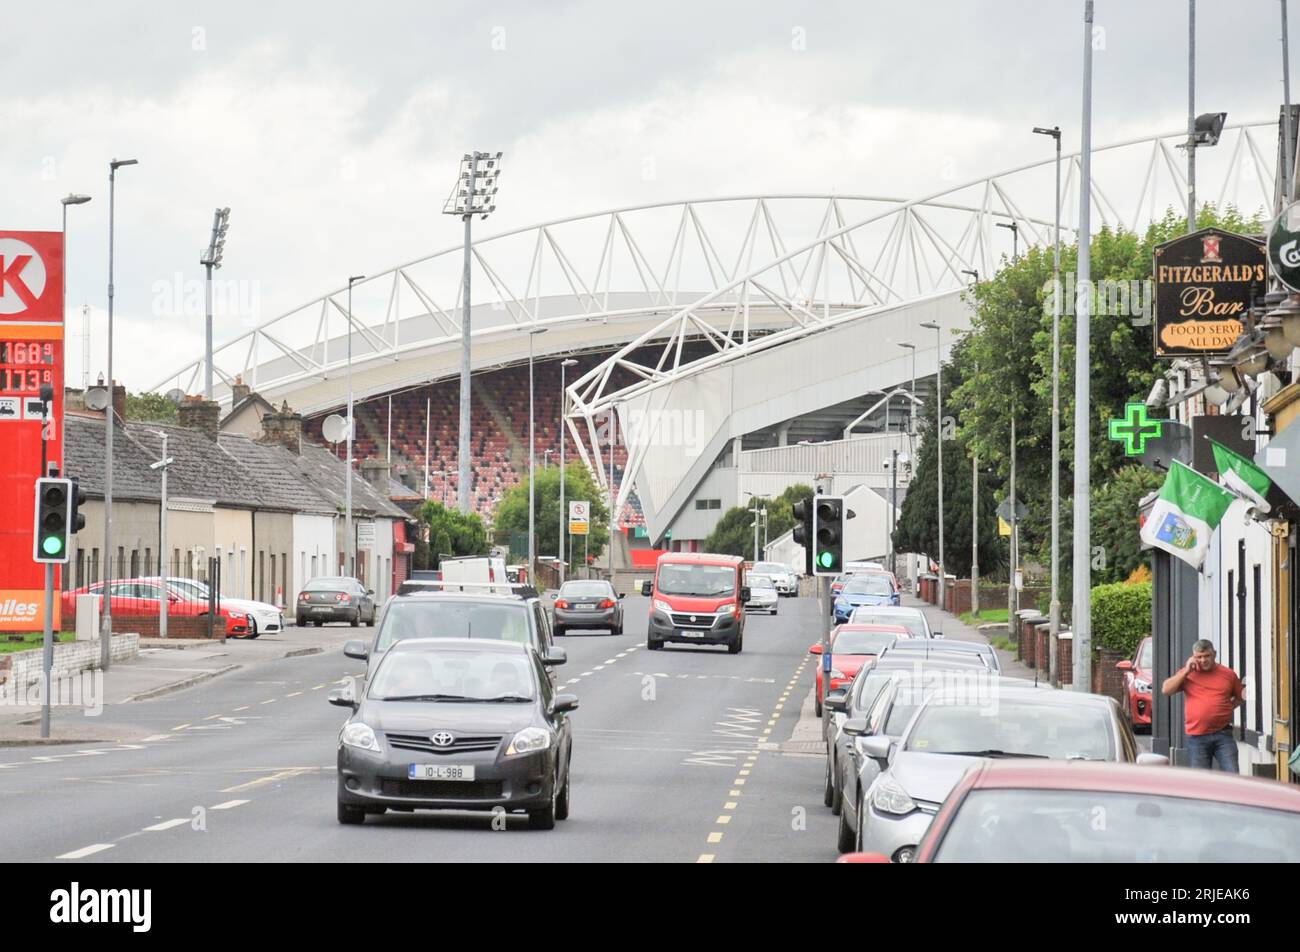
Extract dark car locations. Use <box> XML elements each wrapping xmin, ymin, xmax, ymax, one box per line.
<box><xmin>551</xmin><ymin>580</ymin><xmax>625</xmax><ymax>636</ymax></box>
<box><xmin>879</xmin><ymin>638</ymin><xmax>1001</xmax><ymax>672</ymax></box>
<box><xmin>351</xmin><ymin>586</ymin><xmax>560</xmax><ymax>685</ymax></box>
<box><xmin>297</xmin><ymin>576</ymin><xmax>376</xmax><ymax>627</ymax></box>
<box><xmin>332</xmin><ymin>638</ymin><xmax>577</xmax><ymax>829</ymax></box>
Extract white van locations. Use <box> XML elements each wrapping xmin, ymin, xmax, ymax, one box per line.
<box><xmin>439</xmin><ymin>556</ymin><xmax>512</xmax><ymax>593</ymax></box>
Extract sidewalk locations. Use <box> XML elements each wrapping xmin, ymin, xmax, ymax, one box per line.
<box><xmin>0</xmin><ymin>624</ymin><xmax>359</xmax><ymax>744</ymax></box>
<box><xmin>902</xmin><ymin>594</ymin><xmax>1041</xmax><ymax>681</ymax></box>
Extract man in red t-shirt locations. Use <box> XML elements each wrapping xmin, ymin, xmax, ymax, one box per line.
<box><xmin>1161</xmin><ymin>639</ymin><xmax>1245</xmax><ymax>771</ymax></box>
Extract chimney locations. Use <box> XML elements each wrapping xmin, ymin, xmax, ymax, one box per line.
<box><xmin>178</xmin><ymin>395</ymin><xmax>221</xmax><ymax>441</ymax></box>
<box><xmin>259</xmin><ymin>400</ymin><xmax>304</xmax><ymax>455</ymax></box>
<box><xmin>230</xmin><ymin>375</ymin><xmax>252</xmax><ymax>406</ymax></box>
<box><xmin>112</xmin><ymin>381</ymin><xmax>127</xmax><ymax>426</ymax></box>
<box><xmin>360</xmin><ymin>457</ymin><xmax>391</xmax><ymax>491</ymax></box>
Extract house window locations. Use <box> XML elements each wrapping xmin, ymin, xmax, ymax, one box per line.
<box><xmin>695</xmin><ymin>498</ymin><xmax>722</xmax><ymax>511</ymax></box>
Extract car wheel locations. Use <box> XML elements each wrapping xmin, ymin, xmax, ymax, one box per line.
<box><xmin>554</xmin><ymin>625</ymin><xmax>565</xmax><ymax>638</ymax></box>
<box><xmin>836</xmin><ymin>799</ymin><xmax>856</xmax><ymax>853</ymax></box>
<box><xmin>337</xmin><ymin>799</ymin><xmax>366</xmax><ymax>825</ymax></box>
<box><xmin>728</xmin><ymin>636</ymin><xmax>743</xmax><ymax>654</ymax></box>
<box><xmin>296</xmin><ymin>615</ymin><xmax>306</xmax><ymax>627</ymax></box>
<box><xmin>815</xmin><ymin>693</ymin><xmax>823</xmax><ymax>718</ymax></box>
<box><xmin>350</xmin><ymin>612</ymin><xmax>360</xmax><ymax>628</ymax></box>
<box><xmin>822</xmin><ymin>754</ymin><xmax>835</xmax><ymax>808</ymax></box>
<box><xmin>529</xmin><ymin>781</ymin><xmax>558</xmax><ymax>831</ymax></box>
<box><xmin>830</xmin><ymin>753</ymin><xmax>843</xmax><ymax>816</ymax></box>
<box><xmin>556</xmin><ymin>761</ymin><xmax>571</xmax><ymax>821</ymax></box>
<box><xmin>854</xmin><ymin>796</ymin><xmax>866</xmax><ymax>852</ymax></box>
<box><xmin>314</xmin><ymin>620</ymin><xmax>324</xmax><ymax>628</ymax></box>
<box><xmin>647</xmin><ymin>638</ymin><xmax>662</xmax><ymax>651</ymax></box>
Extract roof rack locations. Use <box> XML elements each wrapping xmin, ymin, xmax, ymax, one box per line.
<box><xmin>396</xmin><ymin>579</ymin><xmax>540</xmax><ymax>599</ymax></box>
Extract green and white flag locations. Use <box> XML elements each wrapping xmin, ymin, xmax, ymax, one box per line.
<box><xmin>1140</xmin><ymin>461</ymin><xmax>1236</xmax><ymax>571</ymax></box>
<box><xmin>1210</xmin><ymin>439</ymin><xmax>1272</xmax><ymax>513</ymax></box>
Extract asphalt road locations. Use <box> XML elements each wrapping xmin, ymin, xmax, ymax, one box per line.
<box><xmin>1</xmin><ymin>596</ymin><xmax>840</xmax><ymax>863</ymax></box>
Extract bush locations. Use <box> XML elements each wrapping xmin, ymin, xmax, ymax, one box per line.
<box><xmin>1091</xmin><ymin>581</ymin><xmax>1152</xmax><ymax>657</ymax></box>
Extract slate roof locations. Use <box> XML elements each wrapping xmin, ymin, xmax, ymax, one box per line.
<box><xmin>217</xmin><ymin>433</ymin><xmax>335</xmax><ymax>514</ymax></box>
<box><xmin>291</xmin><ymin>442</ymin><xmax>406</xmax><ymax>519</ymax></box>
<box><xmin>64</xmin><ymin>412</ymin><xmax>161</xmax><ymax>501</ymax></box>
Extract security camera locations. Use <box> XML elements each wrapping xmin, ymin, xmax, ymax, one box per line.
<box><xmin>1145</xmin><ymin>378</ymin><xmax>1169</xmax><ymax>409</ymax></box>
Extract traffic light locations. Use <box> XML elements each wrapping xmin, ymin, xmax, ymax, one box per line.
<box><xmin>33</xmin><ymin>477</ymin><xmax>73</xmax><ymax>564</ymax></box>
<box><xmin>812</xmin><ymin>494</ymin><xmax>844</xmax><ymax>576</ymax></box>
<box><xmin>792</xmin><ymin>497</ymin><xmax>814</xmax><ymax>576</ymax></box>
<box><xmin>69</xmin><ymin>477</ymin><xmax>87</xmax><ymax>535</ymax></box>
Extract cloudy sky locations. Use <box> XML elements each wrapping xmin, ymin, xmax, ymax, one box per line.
<box><xmin>1</xmin><ymin>0</ymin><xmax>1293</xmax><ymax>389</ymax></box>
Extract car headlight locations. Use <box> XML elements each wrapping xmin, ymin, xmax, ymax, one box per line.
<box><xmin>830</xmin><ymin>669</ymin><xmax>846</xmax><ymax>679</ymax></box>
<box><xmin>1134</xmin><ymin>678</ymin><xmax>1151</xmax><ymax>693</ymax></box>
<box><xmin>871</xmin><ymin>779</ymin><xmax>917</xmax><ymax>816</ymax></box>
<box><xmin>340</xmin><ymin>722</ymin><xmax>381</xmax><ymax>752</ymax></box>
<box><xmin>506</xmin><ymin>727</ymin><xmax>552</xmax><ymax>756</ymax></box>
<box><xmin>717</xmin><ymin>602</ymin><xmax>736</xmax><ymax>616</ymax></box>
<box><xmin>653</xmin><ymin>599</ymin><xmax>673</xmax><ymax>614</ymax></box>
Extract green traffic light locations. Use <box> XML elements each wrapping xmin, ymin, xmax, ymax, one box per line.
<box><xmin>818</xmin><ymin>550</ymin><xmax>833</xmax><ymax>568</ymax></box>
<box><xmin>42</xmin><ymin>535</ymin><xmax>63</xmax><ymax>556</ymax></box>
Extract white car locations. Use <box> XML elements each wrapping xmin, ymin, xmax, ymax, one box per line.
<box><xmin>745</xmin><ymin>574</ymin><xmax>779</xmax><ymax>614</ymax></box>
<box><xmin>752</xmin><ymin>561</ymin><xmax>798</xmax><ymax>596</ymax></box>
<box><xmin>164</xmin><ymin>577</ymin><xmax>285</xmax><ymax>638</ymax></box>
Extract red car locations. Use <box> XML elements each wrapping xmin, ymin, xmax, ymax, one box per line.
<box><xmin>810</xmin><ymin>623</ymin><xmax>910</xmax><ymax>716</ymax></box>
<box><xmin>1116</xmin><ymin>636</ymin><xmax>1153</xmax><ymax>732</ymax></box>
<box><xmin>62</xmin><ymin>579</ymin><xmax>250</xmax><ymax>637</ymax></box>
<box><xmin>842</xmin><ymin>760</ymin><xmax>1300</xmax><ymax>863</ymax></box>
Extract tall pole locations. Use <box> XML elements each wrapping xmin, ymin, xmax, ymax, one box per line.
<box><xmin>921</xmin><ymin>322</ymin><xmax>944</xmax><ymax>607</ymax></box>
<box><xmin>424</xmin><ymin>396</ymin><xmax>431</xmax><ymax>499</ymax></box>
<box><xmin>560</xmin><ymin>359</ymin><xmax>576</xmax><ymax>584</ymax></box>
<box><xmin>890</xmin><ymin>449</ymin><xmax>899</xmax><ymax>576</ymax></box>
<box><xmin>1074</xmin><ymin>0</ymin><xmax>1096</xmax><ymax>690</ymax></box>
<box><xmin>1187</xmin><ymin>0</ymin><xmax>1197</xmax><ymax>231</ymax></box>
<box><xmin>608</xmin><ymin>409</ymin><xmax>616</xmax><ymax>578</ymax></box>
<box><xmin>528</xmin><ymin>330</ymin><xmax>537</xmax><ymax>582</ymax></box>
<box><xmin>159</xmin><ymin>431</ymin><xmax>168</xmax><ymax>640</ymax></box>
<box><xmin>41</xmin><ymin>561</ymin><xmax>53</xmax><ymax>739</ymax></box>
<box><xmin>458</xmin><ymin>153</ymin><xmax>480</xmax><ymax>516</ymax></box>
<box><xmin>204</xmin><ymin>262</ymin><xmax>214</xmax><ymax>399</ymax></box>
<box><xmin>102</xmin><ymin>158</ymin><xmax>137</xmax><ymax>670</ymax></box>
<box><xmin>1285</xmin><ymin>0</ymin><xmax>1295</xmax><ymax>206</ymax></box>
<box><xmin>1008</xmin><ymin>413</ymin><xmax>1018</xmax><ymax>625</ymax></box>
<box><xmin>971</xmin><ymin>454</ymin><xmax>979</xmax><ymax>616</ymax></box>
<box><xmin>345</xmin><ymin>275</ymin><xmax>364</xmax><ymax>578</ymax></box>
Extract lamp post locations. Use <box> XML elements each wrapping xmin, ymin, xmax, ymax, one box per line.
<box><xmin>61</xmin><ymin>194</ymin><xmax>91</xmax><ymax>424</ymax></box>
<box><xmin>102</xmin><ymin>157</ymin><xmax>137</xmax><ymax>670</ymax></box>
<box><xmin>1034</xmin><ymin>123</ymin><xmax>1064</xmax><ymax>686</ymax></box>
<box><xmin>443</xmin><ymin>151</ymin><xmax>503</xmax><ymax>515</ymax></box>
<box><xmin>995</xmin><ymin>221</ymin><xmax>1019</xmax><ymax>261</ymax></box>
<box><xmin>897</xmin><ymin>341</ymin><xmax>918</xmax><ymax>594</ymax></box>
<box><xmin>199</xmin><ymin>208</ymin><xmax>231</xmax><ymax>400</ymax></box>
<box><xmin>150</xmin><ymin>432</ymin><xmax>174</xmax><ymax>638</ymax></box>
<box><xmin>559</xmin><ymin>358</ymin><xmax>577</xmax><ymax>582</ymax></box>
<box><xmin>528</xmin><ymin>327</ymin><xmax>548</xmax><ymax>582</ymax></box>
<box><xmin>959</xmin><ymin>270</ymin><xmax>980</xmax><ymax>620</ymax></box>
<box><xmin>920</xmin><ymin>320</ymin><xmax>944</xmax><ymax>608</ymax></box>
<box><xmin>345</xmin><ymin>274</ymin><xmax>365</xmax><ymax>578</ymax></box>
<box><xmin>1074</xmin><ymin>0</ymin><xmax>1096</xmax><ymax>690</ymax></box>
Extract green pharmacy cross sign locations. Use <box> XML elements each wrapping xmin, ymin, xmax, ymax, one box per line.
<box><xmin>1108</xmin><ymin>402</ymin><xmax>1164</xmax><ymax>457</ymax></box>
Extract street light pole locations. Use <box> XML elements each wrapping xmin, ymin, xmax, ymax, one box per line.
<box><xmin>1187</xmin><ymin>0</ymin><xmax>1197</xmax><ymax>230</ymax></box>
<box><xmin>528</xmin><ymin>327</ymin><xmax>548</xmax><ymax>583</ymax></box>
<box><xmin>61</xmin><ymin>194</ymin><xmax>91</xmax><ymax>436</ymax></box>
<box><xmin>199</xmin><ymin>208</ymin><xmax>231</xmax><ymax>401</ymax></box>
<box><xmin>1074</xmin><ymin>0</ymin><xmax>1096</xmax><ymax>690</ymax></box>
<box><xmin>345</xmin><ymin>274</ymin><xmax>365</xmax><ymax>578</ymax></box>
<box><xmin>102</xmin><ymin>157</ymin><xmax>137</xmax><ymax>671</ymax></box>
<box><xmin>1034</xmin><ymin>123</ymin><xmax>1063</xmax><ymax>686</ymax></box>
<box><xmin>898</xmin><ymin>340</ymin><xmax>918</xmax><ymax>595</ymax></box>
<box><xmin>920</xmin><ymin>321</ymin><xmax>944</xmax><ymax>608</ymax></box>
<box><xmin>559</xmin><ymin>358</ymin><xmax>577</xmax><ymax>583</ymax></box>
<box><xmin>151</xmin><ymin>432</ymin><xmax>174</xmax><ymax>639</ymax></box>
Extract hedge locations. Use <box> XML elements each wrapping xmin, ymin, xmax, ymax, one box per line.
<box><xmin>1091</xmin><ymin>581</ymin><xmax>1152</xmax><ymax>657</ymax></box>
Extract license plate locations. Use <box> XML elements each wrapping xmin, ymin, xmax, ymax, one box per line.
<box><xmin>675</xmin><ymin>629</ymin><xmax>706</xmax><ymax>638</ymax></box>
<box><xmin>408</xmin><ymin>764</ymin><xmax>475</xmax><ymax>781</ymax></box>
<box><xmin>312</xmin><ymin>606</ymin><xmax>332</xmax><ymax>612</ymax></box>
<box><xmin>576</xmin><ymin>603</ymin><xmax>595</xmax><ymax>611</ymax></box>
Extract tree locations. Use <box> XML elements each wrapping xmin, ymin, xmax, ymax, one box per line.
<box><xmin>127</xmin><ymin>391</ymin><xmax>178</xmax><ymax>423</ymax></box>
<box><xmin>415</xmin><ymin>500</ymin><xmax>488</xmax><ymax>563</ymax></box>
<box><xmin>702</xmin><ymin>483</ymin><xmax>815</xmax><ymax>558</ymax></box>
<box><xmin>492</xmin><ymin>464</ymin><xmax>610</xmax><ymax>566</ymax></box>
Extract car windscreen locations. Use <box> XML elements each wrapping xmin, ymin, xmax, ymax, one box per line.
<box><xmin>1137</xmin><ymin>640</ymin><xmax>1153</xmax><ymax>670</ymax></box>
<box><xmin>375</xmin><ymin>600</ymin><xmax>534</xmax><ymax>652</ymax></box>
<box><xmin>843</xmin><ymin>575</ymin><xmax>894</xmax><ymax>596</ymax></box>
<box><xmin>850</xmin><ymin>610</ymin><xmax>927</xmax><ymax>638</ymax></box>
<box><xmin>304</xmin><ymin>578</ymin><xmax>348</xmax><ymax>592</ymax></box>
<box><xmin>370</xmin><ymin>650</ymin><xmax>536</xmax><ymax>702</ymax></box>
<box><xmin>831</xmin><ymin>630</ymin><xmax>897</xmax><ymax>655</ymax></box>
<box><xmin>905</xmin><ymin>698</ymin><xmax>1116</xmax><ymax>761</ymax></box>
<box><xmin>560</xmin><ymin>581</ymin><xmax>612</xmax><ymax>598</ymax></box>
<box><xmin>747</xmin><ymin>575</ymin><xmax>775</xmax><ymax>589</ymax></box>
<box><xmin>656</xmin><ymin>563</ymin><xmax>736</xmax><ymax>597</ymax></box>
<box><xmin>933</xmin><ymin>789</ymin><xmax>1300</xmax><ymax>863</ymax></box>
<box><xmin>754</xmin><ymin>563</ymin><xmax>786</xmax><ymax>575</ymax></box>
<box><xmin>167</xmin><ymin>579</ymin><xmax>208</xmax><ymax>601</ymax></box>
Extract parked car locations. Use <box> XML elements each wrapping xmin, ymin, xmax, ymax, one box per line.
<box><xmin>297</xmin><ymin>576</ymin><xmax>376</xmax><ymax>627</ymax></box>
<box><xmin>890</xmin><ymin>760</ymin><xmax>1300</xmax><ymax>863</ymax></box>
<box><xmin>849</xmin><ymin>605</ymin><xmax>935</xmax><ymax>639</ymax></box>
<box><xmin>551</xmin><ymin>579</ymin><xmax>624</xmax><ymax>636</ymax></box>
<box><xmin>810</xmin><ymin>625</ymin><xmax>908</xmax><ymax>716</ymax></box>
<box><xmin>879</xmin><ymin>638</ymin><xmax>1000</xmax><ymax>672</ymax></box>
<box><xmin>161</xmin><ymin>576</ymin><xmax>284</xmax><ymax>637</ymax></box>
<box><xmin>332</xmin><ymin>638</ymin><xmax>577</xmax><ymax>829</ymax></box>
<box><xmin>641</xmin><ymin>552</ymin><xmax>748</xmax><ymax>653</ymax></box>
<box><xmin>851</xmin><ymin>686</ymin><xmax>1151</xmax><ymax>861</ymax></box>
<box><xmin>833</xmin><ymin>574</ymin><xmax>901</xmax><ymax>622</ymax></box>
<box><xmin>744</xmin><ymin>574</ymin><xmax>779</xmax><ymax>615</ymax></box>
<box><xmin>1116</xmin><ymin>635</ymin><xmax>1153</xmax><ymax>732</ymax></box>
<box><xmin>751</xmin><ymin>561</ymin><xmax>798</xmax><ymax>596</ymax></box>
<box><xmin>61</xmin><ymin>579</ymin><xmax>250</xmax><ymax>637</ymax></box>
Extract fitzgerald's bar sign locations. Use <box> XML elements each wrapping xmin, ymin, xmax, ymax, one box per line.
<box><xmin>1153</xmin><ymin>227</ymin><xmax>1267</xmax><ymax>358</ymax></box>
<box><xmin>1154</xmin><ymin>226</ymin><xmax>1263</xmax><ymax>356</ymax></box>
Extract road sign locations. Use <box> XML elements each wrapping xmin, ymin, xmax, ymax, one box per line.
<box><xmin>0</xmin><ymin>231</ymin><xmax>64</xmax><ymax>632</ymax></box>
<box><xmin>356</xmin><ymin>522</ymin><xmax>376</xmax><ymax>549</ymax></box>
<box><xmin>1269</xmin><ymin>201</ymin><xmax>1300</xmax><ymax>293</ymax></box>
<box><xmin>998</xmin><ymin>516</ymin><xmax>1011</xmax><ymax>537</ymax></box>
<box><xmin>996</xmin><ymin>497</ymin><xmax>1027</xmax><ymax>521</ymax></box>
<box><xmin>569</xmin><ymin>500</ymin><xmax>590</xmax><ymax>535</ymax></box>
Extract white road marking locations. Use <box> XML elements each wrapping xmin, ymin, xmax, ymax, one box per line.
<box><xmin>233</xmin><ymin>705</ymin><xmax>250</xmax><ymax>712</ymax></box>
<box><xmin>210</xmin><ymin>799</ymin><xmax>250</xmax><ymax>810</ymax></box>
<box><xmin>57</xmin><ymin>843</ymin><xmax>114</xmax><ymax>859</ymax></box>
<box><xmin>260</xmin><ymin>698</ymin><xmax>276</xmax><ymax>705</ymax></box>
<box><xmin>220</xmin><ymin>767</ymin><xmax>315</xmax><ymax>794</ymax></box>
<box><xmin>285</xmin><ymin>691</ymin><xmax>303</xmax><ymax>698</ymax></box>
<box><xmin>171</xmin><ymin>724</ymin><xmax>191</xmax><ymax>731</ymax></box>
<box><xmin>143</xmin><ymin>818</ymin><xmax>190</xmax><ymax>832</ymax></box>
<box><xmin>141</xmin><ymin>734</ymin><xmax>170</xmax><ymax>742</ymax></box>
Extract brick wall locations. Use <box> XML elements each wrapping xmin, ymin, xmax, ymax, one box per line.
<box><xmin>0</xmin><ymin>634</ymin><xmax>139</xmax><ymax>691</ymax></box>
<box><xmin>949</xmin><ymin>580</ymin><xmax>971</xmax><ymax>615</ymax></box>
<box><xmin>116</xmin><ymin>615</ymin><xmax>223</xmax><ymax>640</ymax></box>
<box><xmin>1095</xmin><ymin>648</ymin><xmax>1127</xmax><ymax>703</ymax></box>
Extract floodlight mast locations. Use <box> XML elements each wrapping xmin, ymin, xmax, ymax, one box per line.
<box><xmin>199</xmin><ymin>207</ymin><xmax>231</xmax><ymax>400</ymax></box>
<box><xmin>443</xmin><ymin>152</ymin><xmax>502</xmax><ymax>515</ymax></box>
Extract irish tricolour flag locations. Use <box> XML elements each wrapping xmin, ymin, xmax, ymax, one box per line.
<box><xmin>1140</xmin><ymin>461</ymin><xmax>1235</xmax><ymax>571</ymax></box>
<box><xmin>1210</xmin><ymin>439</ymin><xmax>1273</xmax><ymax>513</ymax></box>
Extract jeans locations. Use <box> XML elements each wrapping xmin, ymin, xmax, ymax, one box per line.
<box><xmin>1187</xmin><ymin>728</ymin><xmax>1240</xmax><ymax>772</ymax></box>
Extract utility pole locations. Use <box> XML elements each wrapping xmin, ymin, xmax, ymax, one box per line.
<box><xmin>1187</xmin><ymin>0</ymin><xmax>1197</xmax><ymax>230</ymax></box>
<box><xmin>1074</xmin><ymin>0</ymin><xmax>1096</xmax><ymax>690</ymax></box>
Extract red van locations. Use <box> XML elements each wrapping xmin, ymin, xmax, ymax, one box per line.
<box><xmin>640</xmin><ymin>552</ymin><xmax>748</xmax><ymax>653</ymax></box>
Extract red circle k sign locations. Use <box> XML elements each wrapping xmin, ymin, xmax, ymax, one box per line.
<box><xmin>0</xmin><ymin>232</ymin><xmax>63</xmax><ymax>323</ymax></box>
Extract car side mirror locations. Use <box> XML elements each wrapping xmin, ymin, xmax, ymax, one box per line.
<box><xmin>618</xmin><ymin>593</ymin><xmax>625</xmax><ymax>600</ymax></box>
<box><xmin>550</xmin><ymin>592</ymin><xmax>558</xmax><ymax>599</ymax></box>
<box><xmin>825</xmin><ymin>690</ymin><xmax>848</xmax><ymax>713</ymax></box>
<box><xmin>861</xmin><ymin>735</ymin><xmax>893</xmax><ymax>762</ymax></box>
<box><xmin>343</xmin><ymin>640</ymin><xmax>369</xmax><ymax>661</ymax></box>
<box><xmin>328</xmin><ymin>683</ymin><xmax>357</xmax><ymax>710</ymax></box>
<box><xmin>809</xmin><ymin>643</ymin><xmax>824</xmax><ymax>655</ymax></box>
<box><xmin>842</xmin><ymin>717</ymin><xmax>869</xmax><ymax>736</ymax></box>
<box><xmin>740</xmin><ymin>587</ymin><xmax>751</xmax><ymax>603</ymax></box>
<box><xmin>932</xmin><ymin>631</ymin><xmax>944</xmax><ymax>640</ymax></box>
<box><xmin>552</xmin><ymin>693</ymin><xmax>579</xmax><ymax>714</ymax></box>
<box><xmin>367</xmin><ymin>589</ymin><xmax>374</xmax><ymax>596</ymax></box>
<box><xmin>1136</xmin><ymin>752</ymin><xmax>1169</xmax><ymax>766</ymax></box>
<box><xmin>1116</xmin><ymin>659</ymin><xmax>1133</xmax><ymax>671</ymax></box>
<box><xmin>641</xmin><ymin>580</ymin><xmax>652</xmax><ymax>597</ymax></box>
<box><xmin>542</xmin><ymin>647</ymin><xmax>568</xmax><ymax>667</ymax></box>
